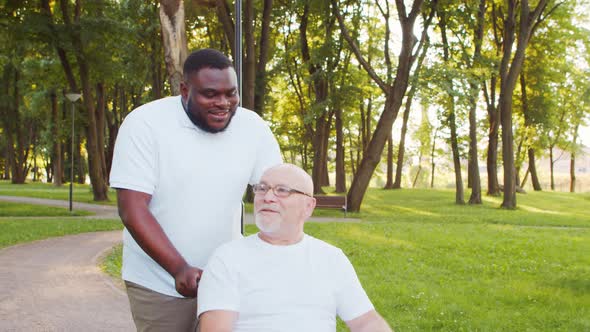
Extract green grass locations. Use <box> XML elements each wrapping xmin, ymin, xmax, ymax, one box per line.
<box><xmin>0</xmin><ymin>218</ymin><xmax>122</xmax><ymax>249</ymax></box>
<box><xmin>0</xmin><ymin>196</ymin><xmax>123</xmax><ymax>248</ymax></box>
<box><xmin>101</xmin><ymin>243</ymin><xmax>123</xmax><ymax>280</ymax></box>
<box><xmin>3</xmin><ymin>182</ymin><xmax>589</xmax><ymax>331</ymax></box>
<box><xmin>0</xmin><ymin>201</ymin><xmax>92</xmax><ymax>217</ymax></box>
<box><xmin>0</xmin><ymin>180</ymin><xmax>117</xmax><ymax>205</ymax></box>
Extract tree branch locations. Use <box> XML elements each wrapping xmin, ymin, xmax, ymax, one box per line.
<box><xmin>331</xmin><ymin>0</ymin><xmax>387</xmax><ymax>92</ymax></box>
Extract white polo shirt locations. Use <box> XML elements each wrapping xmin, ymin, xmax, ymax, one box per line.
<box><xmin>109</xmin><ymin>96</ymin><xmax>282</xmax><ymax>297</ymax></box>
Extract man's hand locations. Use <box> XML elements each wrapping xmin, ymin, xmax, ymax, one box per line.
<box><xmin>174</xmin><ymin>264</ymin><xmax>203</xmax><ymax>298</ymax></box>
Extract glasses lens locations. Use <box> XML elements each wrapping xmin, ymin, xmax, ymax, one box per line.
<box><xmin>253</xmin><ymin>183</ymin><xmax>268</xmax><ymax>194</ymax></box>
<box><xmin>274</xmin><ymin>185</ymin><xmax>292</xmax><ymax>197</ymax></box>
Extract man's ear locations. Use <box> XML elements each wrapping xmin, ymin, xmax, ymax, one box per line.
<box><xmin>180</xmin><ymin>80</ymin><xmax>189</xmax><ymax>100</ymax></box>
<box><xmin>305</xmin><ymin>197</ymin><xmax>316</xmax><ymax>218</ymax></box>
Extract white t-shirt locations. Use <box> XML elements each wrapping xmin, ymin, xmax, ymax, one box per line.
<box><xmin>197</xmin><ymin>234</ymin><xmax>374</xmax><ymax>332</ymax></box>
<box><xmin>109</xmin><ymin>96</ymin><xmax>282</xmax><ymax>297</ymax></box>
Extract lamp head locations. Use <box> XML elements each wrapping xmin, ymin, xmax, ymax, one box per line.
<box><xmin>65</xmin><ymin>93</ymin><xmax>82</xmax><ymax>102</ymax></box>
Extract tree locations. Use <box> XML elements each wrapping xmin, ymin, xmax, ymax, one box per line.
<box><xmin>497</xmin><ymin>0</ymin><xmax>556</xmax><ymax>208</ymax></box>
<box><xmin>333</xmin><ymin>0</ymin><xmax>434</xmax><ymax>212</ymax></box>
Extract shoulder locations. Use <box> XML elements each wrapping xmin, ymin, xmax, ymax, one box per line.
<box><xmin>210</xmin><ymin>235</ymin><xmax>256</xmax><ymax>261</ymax></box>
<box><xmin>305</xmin><ymin>234</ymin><xmax>346</xmax><ymax>259</ymax></box>
<box><xmin>233</xmin><ymin>107</ymin><xmax>271</xmax><ymax>129</ymax></box>
<box><xmin>122</xmin><ymin>96</ymin><xmax>180</xmax><ymax>127</ymax></box>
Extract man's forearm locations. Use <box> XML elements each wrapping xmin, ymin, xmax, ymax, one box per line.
<box><xmin>117</xmin><ymin>189</ymin><xmax>189</xmax><ymax>277</ymax></box>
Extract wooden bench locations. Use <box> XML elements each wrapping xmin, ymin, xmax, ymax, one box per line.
<box><xmin>314</xmin><ymin>195</ymin><xmax>347</xmax><ymax>215</ymax></box>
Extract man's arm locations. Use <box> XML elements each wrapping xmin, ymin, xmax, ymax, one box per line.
<box><xmin>346</xmin><ymin>310</ymin><xmax>393</xmax><ymax>332</ymax></box>
<box><xmin>117</xmin><ymin>188</ymin><xmax>201</xmax><ymax>297</ymax></box>
<box><xmin>198</xmin><ymin>310</ymin><xmax>238</xmax><ymax>332</ymax></box>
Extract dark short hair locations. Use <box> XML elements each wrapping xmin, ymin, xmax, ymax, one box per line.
<box><xmin>183</xmin><ymin>49</ymin><xmax>233</xmax><ymax>79</ymax></box>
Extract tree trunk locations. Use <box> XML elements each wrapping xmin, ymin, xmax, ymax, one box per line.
<box><xmin>499</xmin><ymin>0</ymin><xmax>550</xmax><ymax>209</ymax></box>
<box><xmin>549</xmin><ymin>147</ymin><xmax>555</xmax><ymax>190</ymax></box>
<box><xmin>215</xmin><ymin>0</ymin><xmax>235</xmax><ymax>56</ymax></box>
<box><xmin>348</xmin><ymin>134</ymin><xmax>356</xmax><ymax>178</ymax></box>
<box><xmin>105</xmin><ymin>85</ymin><xmax>120</xmax><ymax>180</ymax></box>
<box><xmin>468</xmin><ymin>0</ymin><xmax>485</xmax><ymax>204</ymax></box>
<box><xmin>438</xmin><ymin>8</ymin><xmax>464</xmax><ymax>205</ymax></box>
<box><xmin>485</xmin><ymin>84</ymin><xmax>500</xmax><ymax>196</ymax></box>
<box><xmin>570</xmin><ymin>124</ymin><xmax>578</xmax><ymax>192</ymax></box>
<box><xmin>384</xmin><ymin>133</ymin><xmax>394</xmax><ymax>189</ymax></box>
<box><xmin>299</xmin><ymin>2</ymin><xmax>334</xmax><ymax>194</ymax></box>
<box><xmin>150</xmin><ymin>8</ymin><xmax>163</xmax><ymax>100</ymax></box>
<box><xmin>253</xmin><ymin>0</ymin><xmax>274</xmax><ymax>114</ymax></box>
<box><xmin>520</xmin><ymin>167</ymin><xmax>529</xmax><ymax>187</ymax></box>
<box><xmin>412</xmin><ymin>150</ymin><xmax>423</xmax><ymax>188</ymax></box>
<box><xmin>311</xmin><ymin>114</ymin><xmax>331</xmax><ymax>194</ymax></box>
<box><xmin>430</xmin><ymin>128</ymin><xmax>438</xmax><ymax>188</ymax></box>
<box><xmin>5</xmin><ymin>65</ymin><xmax>29</xmax><ymax>184</ymax></box>
<box><xmin>392</xmin><ymin>92</ymin><xmax>411</xmax><ymax>189</ymax></box>
<box><xmin>242</xmin><ymin>0</ymin><xmax>255</xmax><ymax>109</ymax></box>
<box><xmin>449</xmin><ymin>103</ymin><xmax>465</xmax><ymax>205</ymax></box>
<box><xmin>528</xmin><ymin>148</ymin><xmax>542</xmax><ymax>191</ymax></box>
<box><xmin>51</xmin><ymin>91</ymin><xmax>63</xmax><ymax>186</ymax></box>
<box><xmin>159</xmin><ymin>0</ymin><xmax>188</xmax><ymax>96</ymax></box>
<box><xmin>96</xmin><ymin>83</ymin><xmax>107</xmax><ymax>182</ymax></box>
<box><xmin>335</xmin><ymin>108</ymin><xmax>346</xmax><ymax>192</ymax></box>
<box><xmin>467</xmin><ymin>90</ymin><xmax>481</xmax><ymax>204</ymax></box>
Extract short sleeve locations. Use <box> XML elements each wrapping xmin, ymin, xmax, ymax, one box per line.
<box><xmin>197</xmin><ymin>248</ymin><xmax>240</xmax><ymax>317</ymax></box>
<box><xmin>249</xmin><ymin>119</ymin><xmax>282</xmax><ymax>185</ymax></box>
<box><xmin>109</xmin><ymin>113</ymin><xmax>158</xmax><ymax>194</ymax></box>
<box><xmin>334</xmin><ymin>251</ymin><xmax>375</xmax><ymax>321</ymax></box>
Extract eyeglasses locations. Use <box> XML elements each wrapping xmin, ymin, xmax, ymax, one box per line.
<box><xmin>252</xmin><ymin>183</ymin><xmax>312</xmax><ymax>198</ymax></box>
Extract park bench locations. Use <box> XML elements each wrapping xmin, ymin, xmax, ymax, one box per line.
<box><xmin>314</xmin><ymin>195</ymin><xmax>347</xmax><ymax>215</ymax></box>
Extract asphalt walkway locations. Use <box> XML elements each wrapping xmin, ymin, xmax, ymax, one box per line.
<box><xmin>0</xmin><ymin>231</ymin><xmax>134</xmax><ymax>331</ymax></box>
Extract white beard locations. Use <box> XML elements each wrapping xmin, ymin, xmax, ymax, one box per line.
<box><xmin>255</xmin><ymin>214</ymin><xmax>282</xmax><ymax>234</ymax></box>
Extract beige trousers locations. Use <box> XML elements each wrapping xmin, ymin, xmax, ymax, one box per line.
<box><xmin>125</xmin><ymin>281</ymin><xmax>198</xmax><ymax>332</ymax></box>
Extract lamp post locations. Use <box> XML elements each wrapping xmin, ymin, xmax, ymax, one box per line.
<box><xmin>234</xmin><ymin>0</ymin><xmax>244</xmax><ymax>235</ymax></box>
<box><xmin>65</xmin><ymin>93</ymin><xmax>82</xmax><ymax>212</ymax></box>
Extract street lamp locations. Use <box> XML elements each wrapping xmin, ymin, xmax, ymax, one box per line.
<box><xmin>65</xmin><ymin>93</ymin><xmax>82</xmax><ymax>212</ymax></box>
<box><xmin>234</xmin><ymin>0</ymin><xmax>244</xmax><ymax>235</ymax></box>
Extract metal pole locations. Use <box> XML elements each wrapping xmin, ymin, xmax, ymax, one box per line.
<box><xmin>65</xmin><ymin>93</ymin><xmax>81</xmax><ymax>212</ymax></box>
<box><xmin>235</xmin><ymin>0</ymin><xmax>242</xmax><ymax>105</ymax></box>
<box><xmin>70</xmin><ymin>101</ymin><xmax>74</xmax><ymax>212</ymax></box>
<box><xmin>235</xmin><ymin>0</ymin><xmax>244</xmax><ymax>235</ymax></box>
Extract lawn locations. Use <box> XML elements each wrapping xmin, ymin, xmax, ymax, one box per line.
<box><xmin>0</xmin><ymin>201</ymin><xmax>92</xmax><ymax>217</ymax></box>
<box><xmin>4</xmin><ymin>184</ymin><xmax>590</xmax><ymax>331</ymax></box>
<box><xmin>0</xmin><ymin>217</ymin><xmax>122</xmax><ymax>248</ymax></box>
<box><xmin>0</xmin><ymin>180</ymin><xmax>117</xmax><ymax>205</ymax></box>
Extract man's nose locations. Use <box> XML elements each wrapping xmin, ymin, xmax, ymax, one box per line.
<box><xmin>263</xmin><ymin>188</ymin><xmax>278</xmax><ymax>201</ymax></box>
<box><xmin>214</xmin><ymin>95</ymin><xmax>231</xmax><ymax>108</ymax></box>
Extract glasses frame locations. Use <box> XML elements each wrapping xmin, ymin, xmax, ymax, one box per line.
<box><xmin>252</xmin><ymin>183</ymin><xmax>312</xmax><ymax>198</ymax></box>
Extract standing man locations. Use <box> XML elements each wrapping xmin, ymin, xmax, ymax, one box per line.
<box><xmin>197</xmin><ymin>164</ymin><xmax>393</xmax><ymax>332</ymax></box>
<box><xmin>109</xmin><ymin>48</ymin><xmax>282</xmax><ymax>331</ymax></box>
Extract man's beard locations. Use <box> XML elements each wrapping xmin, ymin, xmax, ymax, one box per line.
<box><xmin>183</xmin><ymin>98</ymin><xmax>236</xmax><ymax>133</ymax></box>
<box><xmin>255</xmin><ymin>215</ymin><xmax>282</xmax><ymax>234</ymax></box>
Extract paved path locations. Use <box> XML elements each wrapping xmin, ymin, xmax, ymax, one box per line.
<box><xmin>0</xmin><ymin>231</ymin><xmax>135</xmax><ymax>331</ymax></box>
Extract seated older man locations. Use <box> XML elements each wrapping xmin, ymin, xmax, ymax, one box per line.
<box><xmin>197</xmin><ymin>163</ymin><xmax>392</xmax><ymax>332</ymax></box>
